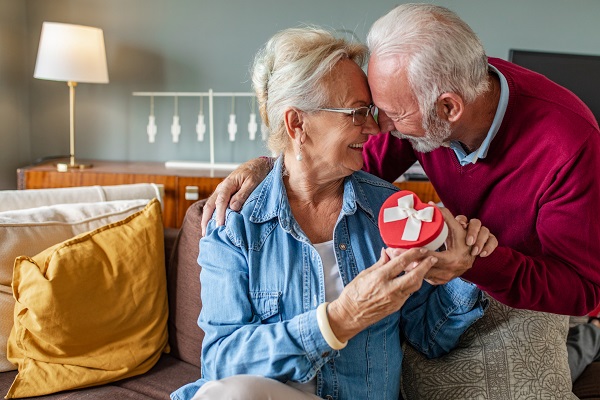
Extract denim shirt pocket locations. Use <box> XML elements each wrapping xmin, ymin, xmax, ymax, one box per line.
<box><xmin>250</xmin><ymin>291</ymin><xmax>282</xmax><ymax>323</ymax></box>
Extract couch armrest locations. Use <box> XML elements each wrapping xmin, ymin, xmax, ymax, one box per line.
<box><xmin>166</xmin><ymin>200</ymin><xmax>206</xmax><ymax>368</ymax></box>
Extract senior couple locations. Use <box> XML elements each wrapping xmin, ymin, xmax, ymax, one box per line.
<box><xmin>173</xmin><ymin>3</ymin><xmax>600</xmax><ymax>400</ymax></box>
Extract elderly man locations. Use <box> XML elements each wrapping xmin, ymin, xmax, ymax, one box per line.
<box><xmin>202</xmin><ymin>3</ymin><xmax>600</xmax><ymax>316</ymax></box>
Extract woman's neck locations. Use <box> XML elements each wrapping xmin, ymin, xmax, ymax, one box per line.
<box><xmin>283</xmin><ymin>155</ymin><xmax>345</xmax><ymax>243</ymax></box>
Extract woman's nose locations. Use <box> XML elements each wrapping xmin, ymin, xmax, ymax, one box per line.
<box><xmin>377</xmin><ymin>110</ymin><xmax>395</xmax><ymax>133</ymax></box>
<box><xmin>363</xmin><ymin>113</ymin><xmax>381</xmax><ymax>135</ymax></box>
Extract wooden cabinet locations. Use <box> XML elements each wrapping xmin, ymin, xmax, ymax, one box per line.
<box><xmin>394</xmin><ymin>180</ymin><xmax>441</xmax><ymax>204</ymax></box>
<box><xmin>17</xmin><ymin>159</ymin><xmax>439</xmax><ymax>229</ymax></box>
<box><xmin>17</xmin><ymin>160</ymin><xmax>231</xmax><ymax>229</ymax></box>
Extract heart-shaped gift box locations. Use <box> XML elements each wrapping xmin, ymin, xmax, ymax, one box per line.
<box><xmin>378</xmin><ymin>190</ymin><xmax>447</xmax><ymax>250</ymax></box>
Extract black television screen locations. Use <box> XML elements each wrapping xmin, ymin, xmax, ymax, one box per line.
<box><xmin>509</xmin><ymin>49</ymin><xmax>600</xmax><ymax>125</ymax></box>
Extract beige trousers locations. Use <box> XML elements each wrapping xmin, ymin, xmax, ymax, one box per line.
<box><xmin>190</xmin><ymin>375</ymin><xmax>322</xmax><ymax>400</ymax></box>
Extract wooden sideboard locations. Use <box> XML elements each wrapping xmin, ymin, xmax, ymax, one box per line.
<box><xmin>17</xmin><ymin>160</ymin><xmax>232</xmax><ymax>229</ymax></box>
<box><xmin>17</xmin><ymin>159</ymin><xmax>439</xmax><ymax>229</ymax></box>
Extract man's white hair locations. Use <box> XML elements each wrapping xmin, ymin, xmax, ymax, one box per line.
<box><xmin>367</xmin><ymin>3</ymin><xmax>489</xmax><ymax>116</ymax></box>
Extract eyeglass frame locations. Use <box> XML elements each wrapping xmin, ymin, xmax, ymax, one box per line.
<box><xmin>315</xmin><ymin>104</ymin><xmax>376</xmax><ymax>126</ymax></box>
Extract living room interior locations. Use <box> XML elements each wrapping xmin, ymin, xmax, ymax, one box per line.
<box><xmin>1</xmin><ymin>0</ymin><xmax>600</xmax><ymax>190</ymax></box>
<box><xmin>1</xmin><ymin>1</ymin><xmax>600</xmax><ymax>399</ymax></box>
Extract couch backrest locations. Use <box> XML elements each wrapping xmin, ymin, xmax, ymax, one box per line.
<box><xmin>167</xmin><ymin>200</ymin><xmax>205</xmax><ymax>367</ymax></box>
<box><xmin>0</xmin><ymin>184</ymin><xmax>163</xmax><ymax>212</ymax></box>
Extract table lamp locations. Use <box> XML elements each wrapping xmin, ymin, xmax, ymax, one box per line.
<box><xmin>33</xmin><ymin>22</ymin><xmax>109</xmax><ymax>170</ymax></box>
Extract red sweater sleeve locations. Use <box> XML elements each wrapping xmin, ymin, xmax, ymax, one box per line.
<box><xmin>362</xmin><ymin>133</ymin><xmax>417</xmax><ymax>183</ymax></box>
<box><xmin>462</xmin><ymin>137</ymin><xmax>600</xmax><ymax>315</ymax></box>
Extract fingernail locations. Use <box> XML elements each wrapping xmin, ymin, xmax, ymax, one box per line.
<box><xmin>420</xmin><ymin>248</ymin><xmax>428</xmax><ymax>253</ymax></box>
<box><xmin>471</xmin><ymin>246</ymin><xmax>479</xmax><ymax>256</ymax></box>
<box><xmin>480</xmin><ymin>251</ymin><xmax>488</xmax><ymax>257</ymax></box>
<box><xmin>467</xmin><ymin>236</ymin><xmax>475</xmax><ymax>246</ymax></box>
<box><xmin>230</xmin><ymin>201</ymin><xmax>240</xmax><ymax>210</ymax></box>
<box><xmin>431</xmin><ymin>257</ymin><xmax>438</xmax><ymax>264</ymax></box>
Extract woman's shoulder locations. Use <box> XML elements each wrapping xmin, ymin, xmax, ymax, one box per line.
<box><xmin>350</xmin><ymin>170</ymin><xmax>399</xmax><ymax>209</ymax></box>
<box><xmin>352</xmin><ymin>170</ymin><xmax>399</xmax><ymax>192</ymax></box>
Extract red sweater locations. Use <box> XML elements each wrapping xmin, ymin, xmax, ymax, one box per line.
<box><xmin>364</xmin><ymin>57</ymin><xmax>600</xmax><ymax>315</ymax></box>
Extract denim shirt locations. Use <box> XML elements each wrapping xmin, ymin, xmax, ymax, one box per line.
<box><xmin>171</xmin><ymin>157</ymin><xmax>486</xmax><ymax>400</ymax></box>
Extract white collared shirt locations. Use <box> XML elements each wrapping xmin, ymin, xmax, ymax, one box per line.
<box><xmin>449</xmin><ymin>64</ymin><xmax>509</xmax><ymax>165</ymax></box>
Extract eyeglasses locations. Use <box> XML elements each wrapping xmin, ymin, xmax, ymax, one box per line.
<box><xmin>316</xmin><ymin>104</ymin><xmax>376</xmax><ymax>126</ymax></box>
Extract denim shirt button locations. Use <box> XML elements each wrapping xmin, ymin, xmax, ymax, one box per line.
<box><xmin>339</xmin><ymin>243</ymin><xmax>347</xmax><ymax>250</ymax></box>
<box><xmin>325</xmin><ymin>396</ymin><xmax>334</xmax><ymax>400</ymax></box>
<box><xmin>321</xmin><ymin>351</ymin><xmax>330</xmax><ymax>358</ymax></box>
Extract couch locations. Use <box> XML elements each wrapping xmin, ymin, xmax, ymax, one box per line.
<box><xmin>0</xmin><ymin>186</ymin><xmax>598</xmax><ymax>399</ymax></box>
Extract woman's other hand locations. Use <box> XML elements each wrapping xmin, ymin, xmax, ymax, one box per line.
<box><xmin>327</xmin><ymin>248</ymin><xmax>437</xmax><ymax>342</ymax></box>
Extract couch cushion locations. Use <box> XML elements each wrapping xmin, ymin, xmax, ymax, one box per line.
<box><xmin>0</xmin><ymin>354</ymin><xmax>199</xmax><ymax>399</ymax></box>
<box><xmin>167</xmin><ymin>200</ymin><xmax>205</xmax><ymax>367</ymax></box>
<box><xmin>573</xmin><ymin>361</ymin><xmax>600</xmax><ymax>399</ymax></box>
<box><xmin>5</xmin><ymin>199</ymin><xmax>169</xmax><ymax>398</ymax></box>
<box><xmin>401</xmin><ymin>296</ymin><xmax>576</xmax><ymax>399</ymax></box>
<box><xmin>0</xmin><ymin>199</ymin><xmax>151</xmax><ymax>373</ymax></box>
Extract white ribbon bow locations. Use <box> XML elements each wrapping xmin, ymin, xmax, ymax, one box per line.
<box><xmin>383</xmin><ymin>194</ymin><xmax>434</xmax><ymax>241</ymax></box>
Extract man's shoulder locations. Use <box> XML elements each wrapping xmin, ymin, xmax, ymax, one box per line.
<box><xmin>491</xmin><ymin>57</ymin><xmax>599</xmax><ymax>133</ymax></box>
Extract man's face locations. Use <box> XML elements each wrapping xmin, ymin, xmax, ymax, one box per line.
<box><xmin>368</xmin><ymin>55</ymin><xmax>452</xmax><ymax>152</ymax></box>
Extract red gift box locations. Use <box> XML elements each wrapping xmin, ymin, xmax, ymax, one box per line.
<box><xmin>378</xmin><ymin>190</ymin><xmax>448</xmax><ymax>250</ymax></box>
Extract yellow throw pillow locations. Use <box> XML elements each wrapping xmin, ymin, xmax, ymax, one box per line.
<box><xmin>6</xmin><ymin>199</ymin><xmax>168</xmax><ymax>398</ymax></box>
<box><xmin>0</xmin><ymin>199</ymin><xmax>151</xmax><ymax>373</ymax></box>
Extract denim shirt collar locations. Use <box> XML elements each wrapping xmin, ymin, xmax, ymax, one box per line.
<box><xmin>249</xmin><ymin>156</ymin><xmax>375</xmax><ymax>227</ymax></box>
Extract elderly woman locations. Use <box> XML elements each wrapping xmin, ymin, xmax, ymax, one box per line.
<box><xmin>172</xmin><ymin>27</ymin><xmax>492</xmax><ymax>400</ymax></box>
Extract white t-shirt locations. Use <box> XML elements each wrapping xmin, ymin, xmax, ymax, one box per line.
<box><xmin>287</xmin><ymin>240</ymin><xmax>344</xmax><ymax>395</ymax></box>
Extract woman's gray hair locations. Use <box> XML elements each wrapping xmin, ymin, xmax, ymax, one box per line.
<box><xmin>366</xmin><ymin>3</ymin><xmax>489</xmax><ymax>116</ymax></box>
<box><xmin>252</xmin><ymin>26</ymin><xmax>368</xmax><ymax>154</ymax></box>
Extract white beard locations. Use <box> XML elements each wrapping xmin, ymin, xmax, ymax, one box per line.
<box><xmin>391</xmin><ymin>113</ymin><xmax>452</xmax><ymax>153</ymax></box>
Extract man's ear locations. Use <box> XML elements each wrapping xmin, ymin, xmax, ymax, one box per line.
<box><xmin>436</xmin><ymin>92</ymin><xmax>463</xmax><ymax>123</ymax></box>
<box><xmin>284</xmin><ymin>107</ymin><xmax>304</xmax><ymax>140</ymax></box>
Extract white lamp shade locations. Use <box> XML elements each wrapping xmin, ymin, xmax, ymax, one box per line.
<box><xmin>34</xmin><ymin>22</ymin><xmax>109</xmax><ymax>84</ymax></box>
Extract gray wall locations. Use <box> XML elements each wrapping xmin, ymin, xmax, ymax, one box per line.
<box><xmin>0</xmin><ymin>0</ymin><xmax>30</xmax><ymax>189</ymax></box>
<box><xmin>1</xmin><ymin>0</ymin><xmax>600</xmax><ymax>189</ymax></box>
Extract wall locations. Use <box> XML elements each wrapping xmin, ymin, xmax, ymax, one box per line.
<box><xmin>0</xmin><ymin>0</ymin><xmax>30</xmax><ymax>189</ymax></box>
<box><xmin>1</xmin><ymin>0</ymin><xmax>599</xmax><ymax>188</ymax></box>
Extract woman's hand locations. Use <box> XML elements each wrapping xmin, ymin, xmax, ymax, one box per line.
<box><xmin>327</xmin><ymin>248</ymin><xmax>438</xmax><ymax>343</ymax></box>
<box><xmin>201</xmin><ymin>157</ymin><xmax>274</xmax><ymax>236</ymax></box>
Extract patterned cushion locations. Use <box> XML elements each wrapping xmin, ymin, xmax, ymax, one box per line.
<box><xmin>401</xmin><ymin>296</ymin><xmax>576</xmax><ymax>400</ymax></box>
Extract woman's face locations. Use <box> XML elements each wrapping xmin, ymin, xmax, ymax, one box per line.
<box><xmin>300</xmin><ymin>59</ymin><xmax>379</xmax><ymax>180</ymax></box>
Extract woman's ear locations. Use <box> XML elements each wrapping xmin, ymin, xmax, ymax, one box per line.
<box><xmin>436</xmin><ymin>92</ymin><xmax>463</xmax><ymax>123</ymax></box>
<box><xmin>283</xmin><ymin>107</ymin><xmax>304</xmax><ymax>140</ymax></box>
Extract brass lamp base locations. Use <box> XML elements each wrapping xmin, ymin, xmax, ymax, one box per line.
<box><xmin>56</xmin><ymin>162</ymin><xmax>93</xmax><ymax>172</ymax></box>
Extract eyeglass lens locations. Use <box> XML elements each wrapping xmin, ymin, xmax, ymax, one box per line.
<box><xmin>353</xmin><ymin>106</ymin><xmax>372</xmax><ymax>126</ymax></box>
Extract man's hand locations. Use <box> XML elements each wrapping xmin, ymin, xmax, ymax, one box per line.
<box><xmin>423</xmin><ymin>207</ymin><xmax>493</xmax><ymax>285</ymax></box>
<box><xmin>453</xmin><ymin>214</ymin><xmax>496</xmax><ymax>257</ymax></box>
<box><xmin>201</xmin><ymin>157</ymin><xmax>273</xmax><ymax>236</ymax></box>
